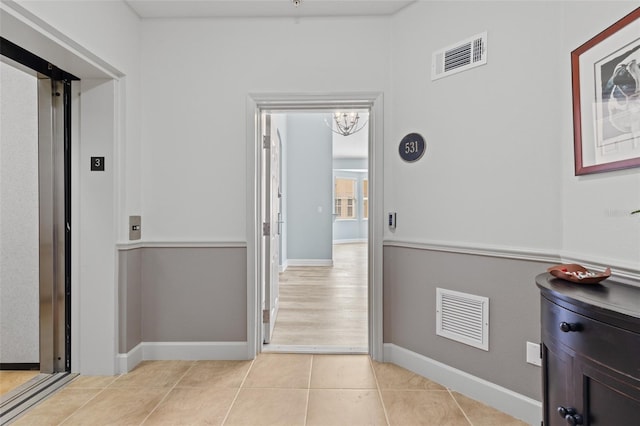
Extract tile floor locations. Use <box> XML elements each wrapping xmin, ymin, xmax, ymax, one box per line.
<box><xmin>12</xmin><ymin>354</ymin><xmax>529</xmax><ymax>426</ymax></box>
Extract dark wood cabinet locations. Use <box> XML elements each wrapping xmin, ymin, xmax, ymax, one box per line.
<box><xmin>537</xmin><ymin>273</ymin><xmax>640</xmax><ymax>426</ymax></box>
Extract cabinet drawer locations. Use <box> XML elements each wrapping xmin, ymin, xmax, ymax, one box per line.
<box><xmin>542</xmin><ymin>297</ymin><xmax>640</xmax><ymax>379</ymax></box>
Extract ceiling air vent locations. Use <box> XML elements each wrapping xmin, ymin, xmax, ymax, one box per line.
<box><xmin>431</xmin><ymin>32</ymin><xmax>487</xmax><ymax>80</ymax></box>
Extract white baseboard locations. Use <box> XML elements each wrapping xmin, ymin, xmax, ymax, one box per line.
<box><xmin>384</xmin><ymin>344</ymin><xmax>542</xmax><ymax>426</ymax></box>
<box><xmin>286</xmin><ymin>259</ymin><xmax>333</xmax><ymax>267</ymax></box>
<box><xmin>117</xmin><ymin>342</ymin><xmax>249</xmax><ymax>373</ymax></box>
<box><xmin>333</xmin><ymin>239</ymin><xmax>367</xmax><ymax>245</ymax></box>
<box><xmin>262</xmin><ymin>344</ymin><xmax>368</xmax><ymax>354</ymax></box>
<box><xmin>116</xmin><ymin>343</ymin><xmax>143</xmax><ymax>374</ymax></box>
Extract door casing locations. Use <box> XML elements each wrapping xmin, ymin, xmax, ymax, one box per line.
<box><xmin>246</xmin><ymin>93</ymin><xmax>384</xmax><ymax>361</ymax></box>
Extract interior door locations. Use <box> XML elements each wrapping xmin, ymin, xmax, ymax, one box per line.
<box><xmin>262</xmin><ymin>113</ymin><xmax>281</xmax><ymax>344</ymax></box>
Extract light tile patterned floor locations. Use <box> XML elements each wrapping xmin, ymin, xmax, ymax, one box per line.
<box><xmin>13</xmin><ymin>354</ymin><xmax>529</xmax><ymax>426</ymax></box>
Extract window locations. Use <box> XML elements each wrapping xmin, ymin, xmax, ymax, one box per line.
<box><xmin>334</xmin><ymin>178</ymin><xmax>356</xmax><ymax>219</ymax></box>
<box><xmin>362</xmin><ymin>178</ymin><xmax>368</xmax><ymax>219</ymax></box>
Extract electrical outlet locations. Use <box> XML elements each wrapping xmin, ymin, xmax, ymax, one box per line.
<box><xmin>526</xmin><ymin>341</ymin><xmax>541</xmax><ymax>366</ymax></box>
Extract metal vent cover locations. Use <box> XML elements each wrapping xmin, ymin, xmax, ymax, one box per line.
<box><xmin>432</xmin><ymin>32</ymin><xmax>487</xmax><ymax>80</ymax></box>
<box><xmin>436</xmin><ymin>288</ymin><xmax>489</xmax><ymax>351</ymax></box>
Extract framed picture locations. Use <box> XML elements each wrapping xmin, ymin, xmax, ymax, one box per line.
<box><xmin>571</xmin><ymin>7</ymin><xmax>640</xmax><ymax>175</ymax></box>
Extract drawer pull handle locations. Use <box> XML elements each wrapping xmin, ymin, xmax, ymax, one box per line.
<box><xmin>557</xmin><ymin>406</ymin><xmax>583</xmax><ymax>425</ymax></box>
<box><xmin>559</xmin><ymin>322</ymin><xmax>581</xmax><ymax>332</ymax></box>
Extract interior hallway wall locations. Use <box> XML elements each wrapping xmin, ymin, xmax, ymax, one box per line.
<box><xmin>0</xmin><ymin>61</ymin><xmax>39</xmax><ymax>364</ymax></box>
<box><xmin>385</xmin><ymin>0</ymin><xmax>639</xmax><ymax>413</ymax></box>
<box><xmin>140</xmin><ymin>17</ymin><xmax>390</xmax><ymax>242</ymax></box>
<box><xmin>287</xmin><ymin>114</ymin><xmax>333</xmax><ymax>262</ymax></box>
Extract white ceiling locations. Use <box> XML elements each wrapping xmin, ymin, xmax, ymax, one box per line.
<box><xmin>125</xmin><ymin>0</ymin><xmax>416</xmax><ymax>19</ymax></box>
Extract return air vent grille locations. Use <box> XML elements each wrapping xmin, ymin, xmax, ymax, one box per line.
<box><xmin>432</xmin><ymin>32</ymin><xmax>487</xmax><ymax>80</ymax></box>
<box><xmin>436</xmin><ymin>288</ymin><xmax>489</xmax><ymax>351</ymax></box>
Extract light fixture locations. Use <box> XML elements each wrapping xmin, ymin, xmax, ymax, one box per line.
<box><xmin>292</xmin><ymin>0</ymin><xmax>301</xmax><ymax>7</ymax></box>
<box><xmin>326</xmin><ymin>112</ymin><xmax>368</xmax><ymax>137</ymax></box>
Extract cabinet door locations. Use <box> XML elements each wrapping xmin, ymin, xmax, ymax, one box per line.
<box><xmin>578</xmin><ymin>360</ymin><xmax>640</xmax><ymax>425</ymax></box>
<box><xmin>543</xmin><ymin>340</ymin><xmax>576</xmax><ymax>426</ymax></box>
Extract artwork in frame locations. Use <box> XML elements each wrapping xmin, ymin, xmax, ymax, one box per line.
<box><xmin>572</xmin><ymin>7</ymin><xmax>640</xmax><ymax>175</ymax></box>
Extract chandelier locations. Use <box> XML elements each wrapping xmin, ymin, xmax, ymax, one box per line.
<box><xmin>326</xmin><ymin>112</ymin><xmax>368</xmax><ymax>137</ymax></box>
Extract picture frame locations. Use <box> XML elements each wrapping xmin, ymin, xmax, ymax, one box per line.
<box><xmin>571</xmin><ymin>7</ymin><xmax>640</xmax><ymax>175</ymax></box>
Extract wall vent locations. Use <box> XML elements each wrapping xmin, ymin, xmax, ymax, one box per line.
<box><xmin>436</xmin><ymin>288</ymin><xmax>489</xmax><ymax>351</ymax></box>
<box><xmin>431</xmin><ymin>32</ymin><xmax>487</xmax><ymax>80</ymax></box>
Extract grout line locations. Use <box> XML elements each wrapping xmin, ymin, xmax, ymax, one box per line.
<box><xmin>138</xmin><ymin>361</ymin><xmax>197</xmax><ymax>426</ymax></box>
<box><xmin>220</xmin><ymin>357</ymin><xmax>256</xmax><ymax>426</ymax></box>
<box><xmin>304</xmin><ymin>355</ymin><xmax>313</xmax><ymax>426</ymax></box>
<box><xmin>447</xmin><ymin>388</ymin><xmax>473</xmax><ymax>426</ymax></box>
<box><xmin>369</xmin><ymin>356</ymin><xmax>391</xmax><ymax>426</ymax></box>
<box><xmin>57</xmin><ymin>374</ymin><xmax>123</xmax><ymax>425</ymax></box>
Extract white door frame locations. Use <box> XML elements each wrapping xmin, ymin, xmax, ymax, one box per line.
<box><xmin>246</xmin><ymin>92</ymin><xmax>384</xmax><ymax>361</ymax></box>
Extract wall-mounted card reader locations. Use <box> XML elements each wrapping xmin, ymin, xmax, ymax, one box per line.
<box><xmin>388</xmin><ymin>212</ymin><xmax>396</xmax><ymax>229</ymax></box>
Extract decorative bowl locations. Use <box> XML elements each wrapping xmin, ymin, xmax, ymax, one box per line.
<box><xmin>547</xmin><ymin>263</ymin><xmax>611</xmax><ymax>284</ymax></box>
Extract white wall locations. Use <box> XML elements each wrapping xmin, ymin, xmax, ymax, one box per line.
<box><xmin>559</xmin><ymin>2</ymin><xmax>640</xmax><ymax>274</ymax></box>
<box><xmin>140</xmin><ymin>17</ymin><xmax>390</xmax><ymax>242</ymax></box>
<box><xmin>388</xmin><ymin>1</ymin><xmax>639</xmax><ymax>277</ymax></box>
<box><xmin>388</xmin><ymin>1</ymin><xmax>564</xmax><ymax>253</ymax></box>
<box><xmin>0</xmin><ymin>61</ymin><xmax>39</xmax><ymax>364</ymax></box>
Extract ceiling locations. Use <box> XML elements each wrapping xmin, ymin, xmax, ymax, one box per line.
<box><xmin>125</xmin><ymin>0</ymin><xmax>416</xmax><ymax>19</ymax></box>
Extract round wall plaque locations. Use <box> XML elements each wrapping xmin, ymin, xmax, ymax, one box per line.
<box><xmin>399</xmin><ymin>133</ymin><xmax>425</xmax><ymax>162</ymax></box>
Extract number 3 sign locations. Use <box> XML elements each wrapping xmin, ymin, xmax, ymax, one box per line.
<box><xmin>398</xmin><ymin>133</ymin><xmax>425</xmax><ymax>162</ymax></box>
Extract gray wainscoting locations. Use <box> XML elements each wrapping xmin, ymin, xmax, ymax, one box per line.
<box><xmin>383</xmin><ymin>244</ymin><xmax>555</xmax><ymax>401</ymax></box>
<box><xmin>118</xmin><ymin>246</ymin><xmax>247</xmax><ymax>354</ymax></box>
<box><xmin>118</xmin><ymin>248</ymin><xmax>142</xmax><ymax>353</ymax></box>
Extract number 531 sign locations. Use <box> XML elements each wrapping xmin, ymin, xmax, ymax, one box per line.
<box><xmin>399</xmin><ymin>133</ymin><xmax>425</xmax><ymax>162</ymax></box>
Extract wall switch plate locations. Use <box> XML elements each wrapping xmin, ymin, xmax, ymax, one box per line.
<box><xmin>526</xmin><ymin>341</ymin><xmax>541</xmax><ymax>366</ymax></box>
<box><xmin>129</xmin><ymin>215</ymin><xmax>141</xmax><ymax>240</ymax></box>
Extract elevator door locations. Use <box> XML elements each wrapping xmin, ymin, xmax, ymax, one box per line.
<box><xmin>1</xmin><ymin>39</ymin><xmax>76</xmax><ymax>374</ymax></box>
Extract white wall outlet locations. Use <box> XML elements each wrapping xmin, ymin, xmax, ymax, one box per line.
<box><xmin>526</xmin><ymin>341</ymin><xmax>541</xmax><ymax>367</ymax></box>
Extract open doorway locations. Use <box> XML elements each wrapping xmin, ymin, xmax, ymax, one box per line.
<box><xmin>255</xmin><ymin>103</ymin><xmax>373</xmax><ymax>355</ymax></box>
<box><xmin>0</xmin><ymin>39</ymin><xmax>77</xmax><ymax>423</ymax></box>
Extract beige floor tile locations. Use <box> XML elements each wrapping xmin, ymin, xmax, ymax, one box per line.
<box><xmin>381</xmin><ymin>390</ymin><xmax>470</xmax><ymax>426</ymax></box>
<box><xmin>451</xmin><ymin>392</ymin><xmax>529</xmax><ymax>426</ymax></box>
<box><xmin>306</xmin><ymin>389</ymin><xmax>387</xmax><ymax>426</ymax></box>
<box><xmin>66</xmin><ymin>375</ymin><xmax>119</xmax><ymax>388</ymax></box>
<box><xmin>372</xmin><ymin>361</ymin><xmax>446</xmax><ymax>390</ymax></box>
<box><xmin>110</xmin><ymin>360</ymin><xmax>194</xmax><ymax>388</ymax></box>
<box><xmin>176</xmin><ymin>360</ymin><xmax>251</xmax><ymax>388</ymax></box>
<box><xmin>142</xmin><ymin>387</ymin><xmax>237</xmax><ymax>425</ymax></box>
<box><xmin>310</xmin><ymin>355</ymin><xmax>377</xmax><ymax>389</ymax></box>
<box><xmin>242</xmin><ymin>354</ymin><xmax>311</xmax><ymax>389</ymax></box>
<box><xmin>224</xmin><ymin>388</ymin><xmax>307</xmax><ymax>426</ymax></box>
<box><xmin>12</xmin><ymin>388</ymin><xmax>102</xmax><ymax>426</ymax></box>
<box><xmin>60</xmin><ymin>387</ymin><xmax>167</xmax><ymax>425</ymax></box>
<box><xmin>0</xmin><ymin>371</ymin><xmax>39</xmax><ymax>396</ymax></box>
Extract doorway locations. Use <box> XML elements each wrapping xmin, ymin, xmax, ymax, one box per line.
<box><xmin>0</xmin><ymin>38</ymin><xmax>77</xmax><ymax>423</ymax></box>
<box><xmin>247</xmin><ymin>93</ymin><xmax>384</xmax><ymax>360</ymax></box>
<box><xmin>263</xmin><ymin>111</ymin><xmax>369</xmax><ymax>353</ymax></box>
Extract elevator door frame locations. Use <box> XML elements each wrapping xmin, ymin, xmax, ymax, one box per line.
<box><xmin>1</xmin><ymin>37</ymin><xmax>78</xmax><ymax>373</ymax></box>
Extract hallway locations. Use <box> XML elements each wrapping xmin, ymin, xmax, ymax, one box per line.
<box><xmin>12</xmin><ymin>354</ymin><xmax>527</xmax><ymax>425</ymax></box>
<box><xmin>269</xmin><ymin>243</ymin><xmax>368</xmax><ymax>349</ymax></box>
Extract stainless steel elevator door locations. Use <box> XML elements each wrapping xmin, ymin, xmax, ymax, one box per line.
<box><xmin>38</xmin><ymin>78</ymin><xmax>68</xmax><ymax>374</ymax></box>
<box><xmin>0</xmin><ymin>53</ymin><xmax>70</xmax><ymax>375</ymax></box>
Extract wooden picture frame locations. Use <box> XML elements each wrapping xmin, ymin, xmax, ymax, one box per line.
<box><xmin>571</xmin><ymin>8</ymin><xmax>640</xmax><ymax>175</ymax></box>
